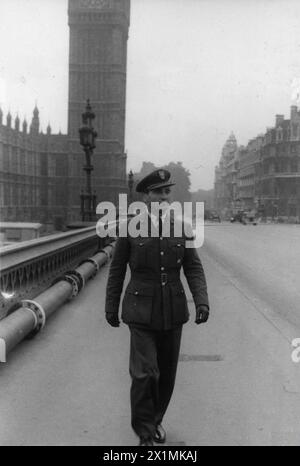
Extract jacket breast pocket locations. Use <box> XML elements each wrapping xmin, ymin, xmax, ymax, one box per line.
<box><xmin>167</xmin><ymin>239</ymin><xmax>185</xmax><ymax>267</ymax></box>
<box><xmin>131</xmin><ymin>238</ymin><xmax>152</xmax><ymax>269</ymax></box>
<box><xmin>121</xmin><ymin>283</ymin><xmax>154</xmax><ymax>325</ymax></box>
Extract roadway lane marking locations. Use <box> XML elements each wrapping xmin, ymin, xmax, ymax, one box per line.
<box><xmin>179</xmin><ymin>354</ymin><xmax>223</xmax><ymax>362</ymax></box>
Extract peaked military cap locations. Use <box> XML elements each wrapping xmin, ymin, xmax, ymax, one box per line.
<box><xmin>136</xmin><ymin>169</ymin><xmax>176</xmax><ymax>193</ymax></box>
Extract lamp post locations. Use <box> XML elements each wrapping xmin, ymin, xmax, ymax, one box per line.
<box><xmin>128</xmin><ymin>170</ymin><xmax>134</xmax><ymax>203</ymax></box>
<box><xmin>79</xmin><ymin>99</ymin><xmax>98</xmax><ymax>222</ymax></box>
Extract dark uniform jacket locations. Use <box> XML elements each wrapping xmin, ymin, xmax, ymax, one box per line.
<box><xmin>105</xmin><ymin>212</ymin><xmax>209</xmax><ymax>330</ymax></box>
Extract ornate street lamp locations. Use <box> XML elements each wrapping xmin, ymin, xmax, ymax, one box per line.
<box><xmin>128</xmin><ymin>169</ymin><xmax>134</xmax><ymax>203</ymax></box>
<box><xmin>79</xmin><ymin>99</ymin><xmax>98</xmax><ymax>222</ymax></box>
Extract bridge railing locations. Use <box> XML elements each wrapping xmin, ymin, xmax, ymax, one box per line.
<box><xmin>0</xmin><ymin>227</ymin><xmax>109</xmax><ymax>320</ymax></box>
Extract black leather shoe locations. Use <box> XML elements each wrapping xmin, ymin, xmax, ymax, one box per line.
<box><xmin>139</xmin><ymin>437</ymin><xmax>154</xmax><ymax>446</ymax></box>
<box><xmin>153</xmin><ymin>424</ymin><xmax>166</xmax><ymax>444</ymax></box>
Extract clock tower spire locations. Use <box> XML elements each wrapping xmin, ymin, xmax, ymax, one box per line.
<box><xmin>67</xmin><ymin>0</ymin><xmax>130</xmax><ymax>208</ymax></box>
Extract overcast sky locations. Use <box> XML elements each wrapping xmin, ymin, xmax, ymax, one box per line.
<box><xmin>1</xmin><ymin>0</ymin><xmax>300</xmax><ymax>190</ymax></box>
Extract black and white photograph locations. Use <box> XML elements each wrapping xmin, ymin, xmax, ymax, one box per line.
<box><xmin>1</xmin><ymin>0</ymin><xmax>300</xmax><ymax>448</ymax></box>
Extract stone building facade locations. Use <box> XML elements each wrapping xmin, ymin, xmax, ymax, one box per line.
<box><xmin>0</xmin><ymin>0</ymin><xmax>130</xmax><ymax>225</ymax></box>
<box><xmin>214</xmin><ymin>132</ymin><xmax>239</xmax><ymax>216</ymax></box>
<box><xmin>259</xmin><ymin>107</ymin><xmax>300</xmax><ymax>220</ymax></box>
<box><xmin>214</xmin><ymin>106</ymin><xmax>300</xmax><ymax>221</ymax></box>
<box><xmin>238</xmin><ymin>135</ymin><xmax>263</xmax><ymax>212</ymax></box>
<box><xmin>0</xmin><ymin>107</ymin><xmax>68</xmax><ymax>225</ymax></box>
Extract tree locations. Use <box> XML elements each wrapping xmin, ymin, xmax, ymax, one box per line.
<box><xmin>163</xmin><ymin>161</ymin><xmax>191</xmax><ymax>204</ymax></box>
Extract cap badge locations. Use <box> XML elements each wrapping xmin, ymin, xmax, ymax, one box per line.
<box><xmin>159</xmin><ymin>170</ymin><xmax>165</xmax><ymax>180</ymax></box>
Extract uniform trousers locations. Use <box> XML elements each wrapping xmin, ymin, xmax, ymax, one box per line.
<box><xmin>129</xmin><ymin>325</ymin><xmax>182</xmax><ymax>439</ymax></box>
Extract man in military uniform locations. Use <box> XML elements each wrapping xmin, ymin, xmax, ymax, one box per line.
<box><xmin>105</xmin><ymin>169</ymin><xmax>210</xmax><ymax>446</ymax></box>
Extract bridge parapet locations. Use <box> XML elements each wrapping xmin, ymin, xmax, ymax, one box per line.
<box><xmin>0</xmin><ymin>227</ymin><xmax>106</xmax><ymax>320</ymax></box>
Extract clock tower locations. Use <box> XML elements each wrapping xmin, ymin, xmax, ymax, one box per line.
<box><xmin>67</xmin><ymin>0</ymin><xmax>130</xmax><ymax>214</ymax></box>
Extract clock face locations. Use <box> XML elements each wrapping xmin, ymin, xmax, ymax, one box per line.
<box><xmin>79</xmin><ymin>0</ymin><xmax>111</xmax><ymax>9</ymax></box>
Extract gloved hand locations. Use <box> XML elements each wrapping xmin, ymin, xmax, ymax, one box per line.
<box><xmin>195</xmin><ymin>306</ymin><xmax>209</xmax><ymax>325</ymax></box>
<box><xmin>106</xmin><ymin>313</ymin><xmax>120</xmax><ymax>327</ymax></box>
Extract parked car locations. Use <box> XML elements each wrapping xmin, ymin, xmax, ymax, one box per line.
<box><xmin>205</xmin><ymin>210</ymin><xmax>221</xmax><ymax>222</ymax></box>
<box><xmin>230</xmin><ymin>212</ymin><xmax>247</xmax><ymax>224</ymax></box>
<box><xmin>230</xmin><ymin>210</ymin><xmax>257</xmax><ymax>225</ymax></box>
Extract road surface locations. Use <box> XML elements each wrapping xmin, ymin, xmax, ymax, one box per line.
<box><xmin>1</xmin><ymin>223</ymin><xmax>300</xmax><ymax>446</ymax></box>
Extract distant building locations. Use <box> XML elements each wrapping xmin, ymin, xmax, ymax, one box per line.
<box><xmin>214</xmin><ymin>132</ymin><xmax>239</xmax><ymax>218</ymax></box>
<box><xmin>237</xmin><ymin>135</ymin><xmax>263</xmax><ymax>212</ymax></box>
<box><xmin>0</xmin><ymin>0</ymin><xmax>131</xmax><ymax>225</ymax></box>
<box><xmin>0</xmin><ymin>107</ymin><xmax>68</xmax><ymax>225</ymax></box>
<box><xmin>259</xmin><ymin>107</ymin><xmax>300</xmax><ymax>220</ymax></box>
<box><xmin>214</xmin><ymin>106</ymin><xmax>300</xmax><ymax>221</ymax></box>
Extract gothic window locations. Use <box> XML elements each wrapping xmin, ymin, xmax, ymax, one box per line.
<box><xmin>24</xmin><ymin>185</ymin><xmax>29</xmax><ymax>206</ymax></box>
<box><xmin>40</xmin><ymin>156</ymin><xmax>47</xmax><ymax>176</ymax></box>
<box><xmin>0</xmin><ymin>144</ymin><xmax>3</xmax><ymax>171</ymax></box>
<box><xmin>48</xmin><ymin>154</ymin><xmax>55</xmax><ymax>176</ymax></box>
<box><xmin>20</xmin><ymin>150</ymin><xmax>25</xmax><ymax>174</ymax></box>
<box><xmin>12</xmin><ymin>185</ymin><xmax>18</xmax><ymax>206</ymax></box>
<box><xmin>0</xmin><ymin>185</ymin><xmax>3</xmax><ymax>206</ymax></box>
<box><xmin>12</xmin><ymin>147</ymin><xmax>17</xmax><ymax>172</ymax></box>
<box><xmin>26</xmin><ymin>152</ymin><xmax>31</xmax><ymax>176</ymax></box>
<box><xmin>33</xmin><ymin>153</ymin><xmax>38</xmax><ymax>177</ymax></box>
<box><xmin>291</xmin><ymin>183</ymin><xmax>297</xmax><ymax>196</ymax></box>
<box><xmin>3</xmin><ymin>145</ymin><xmax>9</xmax><ymax>171</ymax></box>
<box><xmin>31</xmin><ymin>153</ymin><xmax>35</xmax><ymax>176</ymax></box>
<box><xmin>291</xmin><ymin>158</ymin><xmax>298</xmax><ymax>173</ymax></box>
<box><xmin>280</xmin><ymin>159</ymin><xmax>287</xmax><ymax>172</ymax></box>
<box><xmin>9</xmin><ymin>185</ymin><xmax>13</xmax><ymax>207</ymax></box>
<box><xmin>27</xmin><ymin>187</ymin><xmax>32</xmax><ymax>208</ymax></box>
<box><xmin>56</xmin><ymin>156</ymin><xmax>67</xmax><ymax>176</ymax></box>
<box><xmin>292</xmin><ymin>124</ymin><xmax>298</xmax><ymax>138</ymax></box>
<box><xmin>55</xmin><ymin>182</ymin><xmax>65</xmax><ymax>206</ymax></box>
<box><xmin>17</xmin><ymin>185</ymin><xmax>22</xmax><ymax>207</ymax></box>
<box><xmin>37</xmin><ymin>187</ymin><xmax>44</xmax><ymax>207</ymax></box>
<box><xmin>16</xmin><ymin>148</ymin><xmax>20</xmax><ymax>174</ymax></box>
<box><xmin>4</xmin><ymin>184</ymin><xmax>9</xmax><ymax>205</ymax></box>
<box><xmin>48</xmin><ymin>186</ymin><xmax>53</xmax><ymax>207</ymax></box>
<box><xmin>27</xmin><ymin>153</ymin><xmax>31</xmax><ymax>176</ymax></box>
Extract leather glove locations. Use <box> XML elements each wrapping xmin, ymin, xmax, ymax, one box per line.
<box><xmin>106</xmin><ymin>313</ymin><xmax>120</xmax><ymax>327</ymax></box>
<box><xmin>195</xmin><ymin>306</ymin><xmax>209</xmax><ymax>325</ymax></box>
